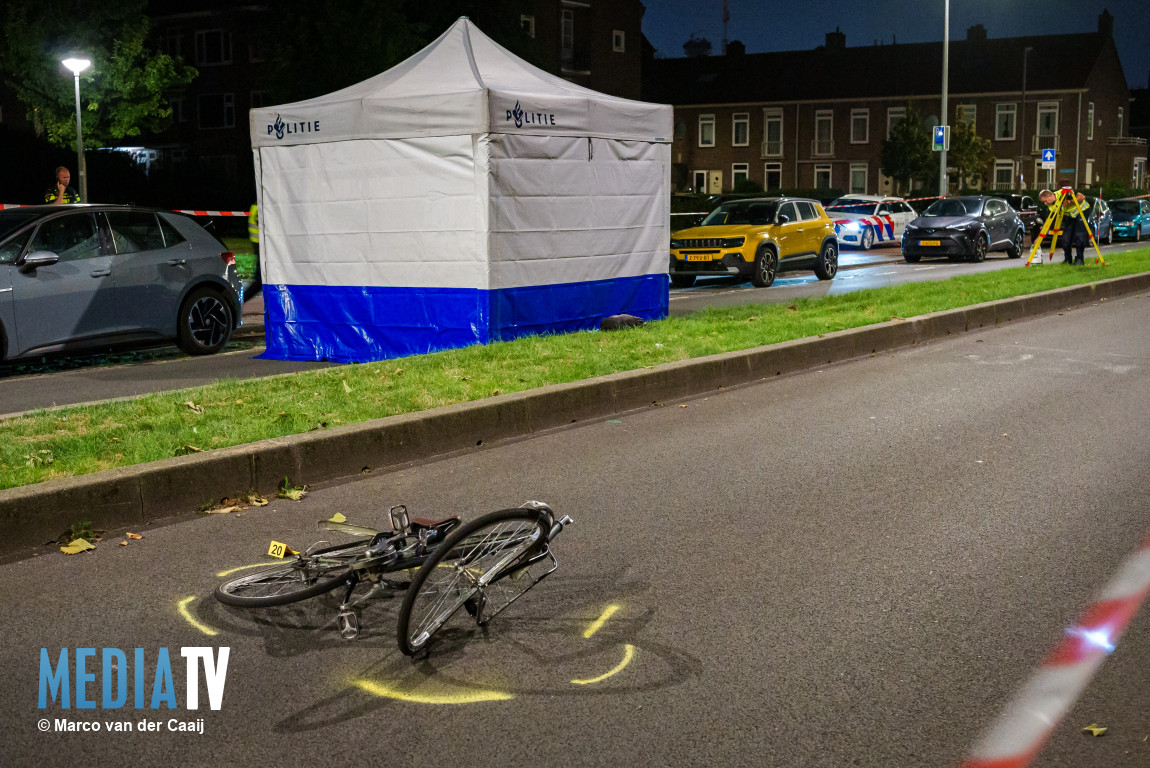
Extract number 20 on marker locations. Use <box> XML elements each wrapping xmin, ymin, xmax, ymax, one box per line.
<box><xmin>268</xmin><ymin>541</ymin><xmax>288</xmax><ymax>558</ymax></box>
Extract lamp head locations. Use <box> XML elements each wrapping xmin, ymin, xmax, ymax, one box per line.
<box><xmin>62</xmin><ymin>58</ymin><xmax>91</xmax><ymax>75</ymax></box>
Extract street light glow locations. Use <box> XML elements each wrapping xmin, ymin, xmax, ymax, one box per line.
<box><xmin>62</xmin><ymin>58</ymin><xmax>90</xmax><ymax>75</ymax></box>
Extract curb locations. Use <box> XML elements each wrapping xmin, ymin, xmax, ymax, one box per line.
<box><xmin>4</xmin><ymin>272</ymin><xmax>1148</xmax><ymax>553</ymax></box>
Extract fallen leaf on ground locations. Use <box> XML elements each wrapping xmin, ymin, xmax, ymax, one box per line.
<box><xmin>1082</xmin><ymin>723</ymin><xmax>1108</xmax><ymax>737</ymax></box>
<box><xmin>119</xmin><ymin>541</ymin><xmax>128</xmax><ymax>546</ymax></box>
<box><xmin>206</xmin><ymin>505</ymin><xmax>240</xmax><ymax>515</ymax></box>
<box><xmin>342</xmin><ymin>380</ymin><xmax>353</xmax><ymax>393</ymax></box>
<box><xmin>126</xmin><ymin>532</ymin><xmax>142</xmax><ymax>540</ymax></box>
<box><xmin>183</xmin><ymin>401</ymin><xmax>204</xmax><ymax>414</ymax></box>
<box><xmin>60</xmin><ymin>538</ymin><xmax>95</xmax><ymax>555</ymax></box>
<box><xmin>278</xmin><ymin>489</ymin><xmax>307</xmax><ymax>502</ymax></box>
<box><xmin>175</xmin><ymin>445</ymin><xmax>202</xmax><ymax>456</ymax></box>
<box><xmin>679</xmin><ymin>404</ymin><xmax>688</xmax><ymax>408</ymax></box>
<box><xmin>328</xmin><ymin>512</ymin><xmax>347</xmax><ymax>523</ymax></box>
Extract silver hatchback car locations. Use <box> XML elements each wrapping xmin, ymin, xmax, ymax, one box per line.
<box><xmin>0</xmin><ymin>205</ymin><xmax>242</xmax><ymax>361</ymax></box>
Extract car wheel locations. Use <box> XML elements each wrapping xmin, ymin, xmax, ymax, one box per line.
<box><xmin>902</xmin><ymin>250</ymin><xmax>920</xmax><ymax>263</ymax></box>
<box><xmin>670</xmin><ymin>274</ymin><xmax>696</xmax><ymax>289</ymax></box>
<box><xmin>178</xmin><ymin>287</ymin><xmax>234</xmax><ymax>355</ymax></box>
<box><xmin>970</xmin><ymin>233</ymin><xmax>988</xmax><ymax>263</ymax></box>
<box><xmin>750</xmin><ymin>246</ymin><xmax>777</xmax><ymax>288</ymax></box>
<box><xmin>813</xmin><ymin>240</ymin><xmax>838</xmax><ymax>280</ymax></box>
<box><xmin>1135</xmin><ymin>228</ymin><xmax>1142</xmax><ymax>243</ymax></box>
<box><xmin>1105</xmin><ymin>227</ymin><xmax>1113</xmax><ymax>245</ymax></box>
<box><xmin>861</xmin><ymin>226</ymin><xmax>875</xmax><ymax>250</ymax></box>
<box><xmin>1007</xmin><ymin>230</ymin><xmax>1024</xmax><ymax>259</ymax></box>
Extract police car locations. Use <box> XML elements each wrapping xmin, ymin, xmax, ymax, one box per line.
<box><xmin>825</xmin><ymin>195</ymin><xmax>917</xmax><ymax>250</ymax></box>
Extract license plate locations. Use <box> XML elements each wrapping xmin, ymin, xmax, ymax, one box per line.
<box><xmin>686</xmin><ymin>254</ymin><xmax>712</xmax><ymax>262</ymax></box>
<box><xmin>919</xmin><ymin>239</ymin><xmax>941</xmax><ymax>246</ymax></box>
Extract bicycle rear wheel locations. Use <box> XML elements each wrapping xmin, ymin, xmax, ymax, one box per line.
<box><xmin>214</xmin><ymin>539</ymin><xmax>370</xmax><ymax>607</ymax></box>
<box><xmin>396</xmin><ymin>508</ymin><xmax>549</xmax><ymax>656</ymax></box>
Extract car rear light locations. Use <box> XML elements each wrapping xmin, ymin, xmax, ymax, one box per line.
<box><xmin>220</xmin><ymin>251</ymin><xmax>235</xmax><ymax>267</ymax></box>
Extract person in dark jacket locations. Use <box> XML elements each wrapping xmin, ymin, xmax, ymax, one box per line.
<box><xmin>1039</xmin><ymin>188</ymin><xmax>1088</xmax><ymax>264</ymax></box>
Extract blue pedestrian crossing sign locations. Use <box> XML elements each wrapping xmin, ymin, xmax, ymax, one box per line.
<box><xmin>1042</xmin><ymin>148</ymin><xmax>1056</xmax><ymax>169</ymax></box>
<box><xmin>932</xmin><ymin>125</ymin><xmax>950</xmax><ymax>151</ymax></box>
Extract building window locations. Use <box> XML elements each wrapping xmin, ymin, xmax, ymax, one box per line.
<box><xmin>248</xmin><ymin>36</ymin><xmax>266</xmax><ymax>63</ymax></box>
<box><xmin>850</xmin><ymin>163</ymin><xmax>867</xmax><ymax>194</ymax></box>
<box><xmin>814</xmin><ymin>165</ymin><xmax>832</xmax><ymax>189</ymax></box>
<box><xmin>732</xmin><ymin>113</ymin><xmax>749</xmax><ymax>147</ymax></box>
<box><xmin>698</xmin><ymin>114</ymin><xmax>715</xmax><ymax>147</ymax></box>
<box><xmin>561</xmin><ymin>10</ymin><xmax>574</xmax><ymax>60</ymax></box>
<box><xmin>764</xmin><ymin>163</ymin><xmax>782</xmax><ymax>191</ymax></box>
<box><xmin>762</xmin><ymin>109</ymin><xmax>783</xmax><ymax>156</ymax></box>
<box><xmin>521</xmin><ymin>15</ymin><xmax>535</xmax><ymax>38</ymax></box>
<box><xmin>850</xmin><ymin>109</ymin><xmax>868</xmax><ymax>144</ymax></box>
<box><xmin>1085</xmin><ymin>158</ymin><xmax>1095</xmax><ymax>186</ymax></box>
<box><xmin>813</xmin><ymin>110</ymin><xmax>833</xmax><ymax>157</ymax></box>
<box><xmin>1134</xmin><ymin>157</ymin><xmax>1146</xmax><ymax>190</ymax></box>
<box><xmin>957</xmin><ymin>104</ymin><xmax>976</xmax><ymax>127</ymax></box>
<box><xmin>197</xmin><ymin>93</ymin><xmax>235</xmax><ymax>129</ymax></box>
<box><xmin>887</xmin><ymin>107</ymin><xmax>906</xmax><ymax>139</ymax></box>
<box><xmin>612</xmin><ymin>30</ymin><xmax>625</xmax><ymax>53</ymax></box>
<box><xmin>195</xmin><ymin>30</ymin><xmax>232</xmax><ymax>65</ymax></box>
<box><xmin>161</xmin><ymin>28</ymin><xmax>183</xmax><ymax>59</ymax></box>
<box><xmin>1036</xmin><ymin>102</ymin><xmax>1058</xmax><ymax>143</ymax></box>
<box><xmin>1118</xmin><ymin>107</ymin><xmax>1124</xmax><ymax>138</ymax></box>
<box><xmin>693</xmin><ymin>170</ymin><xmax>707</xmax><ymax>193</ymax></box>
<box><xmin>169</xmin><ymin>95</ymin><xmax>187</xmax><ymax>123</ymax></box>
<box><xmin>995</xmin><ymin>103</ymin><xmax>1017</xmax><ymax>141</ymax></box>
<box><xmin>250</xmin><ymin>90</ymin><xmax>268</xmax><ymax>109</ymax></box>
<box><xmin>732</xmin><ymin>163</ymin><xmax>749</xmax><ymax>188</ymax></box>
<box><xmin>993</xmin><ymin>159</ymin><xmax>1014</xmax><ymax>190</ymax></box>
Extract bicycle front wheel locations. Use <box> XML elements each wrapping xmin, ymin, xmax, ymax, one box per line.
<box><xmin>396</xmin><ymin>508</ymin><xmax>549</xmax><ymax>656</ymax></box>
<box><xmin>214</xmin><ymin>539</ymin><xmax>370</xmax><ymax>608</ymax></box>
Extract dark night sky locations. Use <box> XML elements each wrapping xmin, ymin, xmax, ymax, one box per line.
<box><xmin>642</xmin><ymin>0</ymin><xmax>1150</xmax><ymax>90</ymax></box>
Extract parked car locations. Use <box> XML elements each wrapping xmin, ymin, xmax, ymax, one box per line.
<box><xmin>0</xmin><ymin>205</ymin><xmax>242</xmax><ymax>361</ymax></box>
<box><xmin>1108</xmin><ymin>198</ymin><xmax>1150</xmax><ymax>241</ymax></box>
<box><xmin>995</xmin><ymin>193</ymin><xmax>1043</xmax><ymax>242</ymax></box>
<box><xmin>901</xmin><ymin>196</ymin><xmax>1026</xmax><ymax>263</ymax></box>
<box><xmin>669</xmin><ymin>197</ymin><xmax>838</xmax><ymax>288</ymax></box>
<box><xmin>825</xmin><ymin>195</ymin><xmax>917</xmax><ymax>250</ymax></box>
<box><xmin>1084</xmin><ymin>197</ymin><xmax>1114</xmax><ymax>245</ymax></box>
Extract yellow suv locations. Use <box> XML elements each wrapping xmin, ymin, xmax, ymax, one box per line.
<box><xmin>669</xmin><ymin>197</ymin><xmax>839</xmax><ymax>288</ymax></box>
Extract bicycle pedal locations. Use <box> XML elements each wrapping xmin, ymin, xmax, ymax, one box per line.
<box><xmin>337</xmin><ymin>610</ymin><xmax>360</xmax><ymax>640</ymax></box>
<box><xmin>463</xmin><ymin>597</ymin><xmax>478</xmax><ymax>618</ymax></box>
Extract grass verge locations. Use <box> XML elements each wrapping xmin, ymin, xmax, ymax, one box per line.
<box><xmin>3</xmin><ymin>249</ymin><xmax>1148</xmax><ymax>490</ymax></box>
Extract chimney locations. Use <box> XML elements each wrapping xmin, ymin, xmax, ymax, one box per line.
<box><xmin>967</xmin><ymin>24</ymin><xmax>987</xmax><ymax>41</ymax></box>
<box><xmin>825</xmin><ymin>27</ymin><xmax>845</xmax><ymax>52</ymax></box>
<box><xmin>726</xmin><ymin>39</ymin><xmax>745</xmax><ymax>57</ymax></box>
<box><xmin>1098</xmin><ymin>9</ymin><xmax>1114</xmax><ymax>37</ymax></box>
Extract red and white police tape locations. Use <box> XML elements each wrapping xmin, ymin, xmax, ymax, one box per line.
<box><xmin>959</xmin><ymin>527</ymin><xmax>1150</xmax><ymax>768</ymax></box>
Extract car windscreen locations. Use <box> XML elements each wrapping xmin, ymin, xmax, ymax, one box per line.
<box><xmin>923</xmin><ymin>198</ymin><xmax>983</xmax><ymax>217</ymax></box>
<box><xmin>701</xmin><ymin>202</ymin><xmax>779</xmax><ymax>226</ymax></box>
<box><xmin>0</xmin><ymin>211</ymin><xmax>41</xmax><ymax>242</ymax></box>
<box><xmin>827</xmin><ymin>198</ymin><xmax>876</xmax><ymax>213</ymax></box>
<box><xmin>1110</xmin><ymin>201</ymin><xmax>1141</xmax><ymax>216</ymax></box>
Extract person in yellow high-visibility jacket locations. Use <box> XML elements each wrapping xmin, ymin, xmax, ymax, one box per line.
<box><xmin>247</xmin><ymin>204</ymin><xmax>262</xmax><ymax>299</ymax></box>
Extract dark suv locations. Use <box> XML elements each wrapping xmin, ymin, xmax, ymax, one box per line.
<box><xmin>996</xmin><ymin>194</ymin><xmax>1043</xmax><ymax>242</ymax></box>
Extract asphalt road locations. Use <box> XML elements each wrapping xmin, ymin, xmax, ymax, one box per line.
<box><xmin>2</xmin><ymin>293</ymin><xmax>1148</xmax><ymax>767</ymax></box>
<box><xmin>1</xmin><ymin>240</ymin><xmax>1144</xmax><ymax>416</ymax></box>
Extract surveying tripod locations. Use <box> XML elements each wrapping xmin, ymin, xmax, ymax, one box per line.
<box><xmin>1025</xmin><ymin>187</ymin><xmax>1106</xmax><ymax>266</ymax></box>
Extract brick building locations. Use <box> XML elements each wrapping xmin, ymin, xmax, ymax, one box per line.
<box><xmin>644</xmin><ymin>11</ymin><xmax>1147</xmax><ymax>196</ymax></box>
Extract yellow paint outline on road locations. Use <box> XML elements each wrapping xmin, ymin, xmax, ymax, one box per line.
<box><xmin>177</xmin><ymin>596</ymin><xmax>219</xmax><ymax>637</ymax></box>
<box><xmin>216</xmin><ymin>561</ymin><xmax>282</xmax><ymax>577</ymax></box>
<box><xmin>583</xmin><ymin>604</ymin><xmax>621</xmax><ymax>639</ymax></box>
<box><xmin>353</xmin><ymin>678</ymin><xmax>513</xmax><ymax>704</ymax></box>
<box><xmin>570</xmin><ymin>644</ymin><xmax>635</xmax><ymax>685</ymax></box>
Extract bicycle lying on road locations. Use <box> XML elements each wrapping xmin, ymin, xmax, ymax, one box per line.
<box><xmin>214</xmin><ymin>501</ymin><xmax>573</xmax><ymax>655</ymax></box>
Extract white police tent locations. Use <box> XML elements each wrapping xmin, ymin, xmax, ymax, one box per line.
<box><xmin>249</xmin><ymin>18</ymin><xmax>672</xmax><ymax>362</ymax></box>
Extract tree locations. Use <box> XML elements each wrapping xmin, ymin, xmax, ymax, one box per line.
<box><xmin>263</xmin><ymin>0</ymin><xmax>542</xmax><ymax>104</ymax></box>
<box><xmin>947</xmin><ymin>118</ymin><xmax>993</xmax><ymax>189</ymax></box>
<box><xmin>880</xmin><ymin>103</ymin><xmax>932</xmax><ymax>195</ymax></box>
<box><xmin>0</xmin><ymin>0</ymin><xmax>196</xmax><ymax>148</ymax></box>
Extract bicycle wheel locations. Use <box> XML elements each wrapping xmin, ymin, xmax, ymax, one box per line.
<box><xmin>214</xmin><ymin>539</ymin><xmax>371</xmax><ymax>607</ymax></box>
<box><xmin>396</xmin><ymin>508</ymin><xmax>549</xmax><ymax>656</ymax></box>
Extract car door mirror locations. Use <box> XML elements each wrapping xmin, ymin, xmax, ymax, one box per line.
<box><xmin>18</xmin><ymin>250</ymin><xmax>59</xmax><ymax>272</ymax></box>
<box><xmin>776</xmin><ymin>213</ymin><xmax>790</xmax><ymax>225</ymax></box>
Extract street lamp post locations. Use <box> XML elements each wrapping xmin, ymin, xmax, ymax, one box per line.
<box><xmin>61</xmin><ymin>57</ymin><xmax>90</xmax><ymax>202</ymax></box>
<box><xmin>939</xmin><ymin>0</ymin><xmax>950</xmax><ymax>197</ymax></box>
<box><xmin>1019</xmin><ymin>46</ymin><xmax>1033</xmax><ymax>189</ymax></box>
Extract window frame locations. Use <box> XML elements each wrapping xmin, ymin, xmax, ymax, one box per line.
<box><xmin>731</xmin><ymin>162</ymin><xmax>749</xmax><ymax>187</ymax></box>
<box><xmin>850</xmin><ymin>109</ymin><xmax>869</xmax><ymax>144</ymax></box>
<box><xmin>814</xmin><ymin>164</ymin><xmax>832</xmax><ymax>189</ymax></box>
<box><xmin>194</xmin><ymin>29</ymin><xmax>233</xmax><ymax>66</ymax></box>
<box><xmin>762</xmin><ymin>108</ymin><xmax>783</xmax><ymax>157</ymax></box>
<box><xmin>731</xmin><ymin>112</ymin><xmax>750</xmax><ymax>147</ymax></box>
<box><xmin>764</xmin><ymin>162</ymin><xmax>782</xmax><ymax>191</ymax></box>
<box><xmin>612</xmin><ymin>29</ymin><xmax>625</xmax><ymax>53</ymax></box>
<box><xmin>957</xmin><ymin>104</ymin><xmax>977</xmax><ymax>127</ymax></box>
<box><xmin>197</xmin><ymin>92</ymin><xmax>236</xmax><ymax>130</ymax></box>
<box><xmin>1087</xmin><ymin>102</ymin><xmax>1095</xmax><ymax>141</ymax></box>
<box><xmin>995</xmin><ymin>103</ymin><xmax>1017</xmax><ymax>141</ymax></box>
<box><xmin>698</xmin><ymin>114</ymin><xmax>715</xmax><ymax>148</ymax></box>
<box><xmin>886</xmin><ymin>107</ymin><xmax>906</xmax><ymax>139</ymax></box>
<box><xmin>993</xmin><ymin>159</ymin><xmax>1014</xmax><ymax>190</ymax></box>
<box><xmin>849</xmin><ymin>163</ymin><xmax>868</xmax><ymax>194</ymax></box>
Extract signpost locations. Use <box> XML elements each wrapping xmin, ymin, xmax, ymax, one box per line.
<box><xmin>933</xmin><ymin>125</ymin><xmax>950</xmax><ymax>152</ymax></box>
<box><xmin>1042</xmin><ymin>148</ymin><xmax>1056</xmax><ymax>170</ymax></box>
